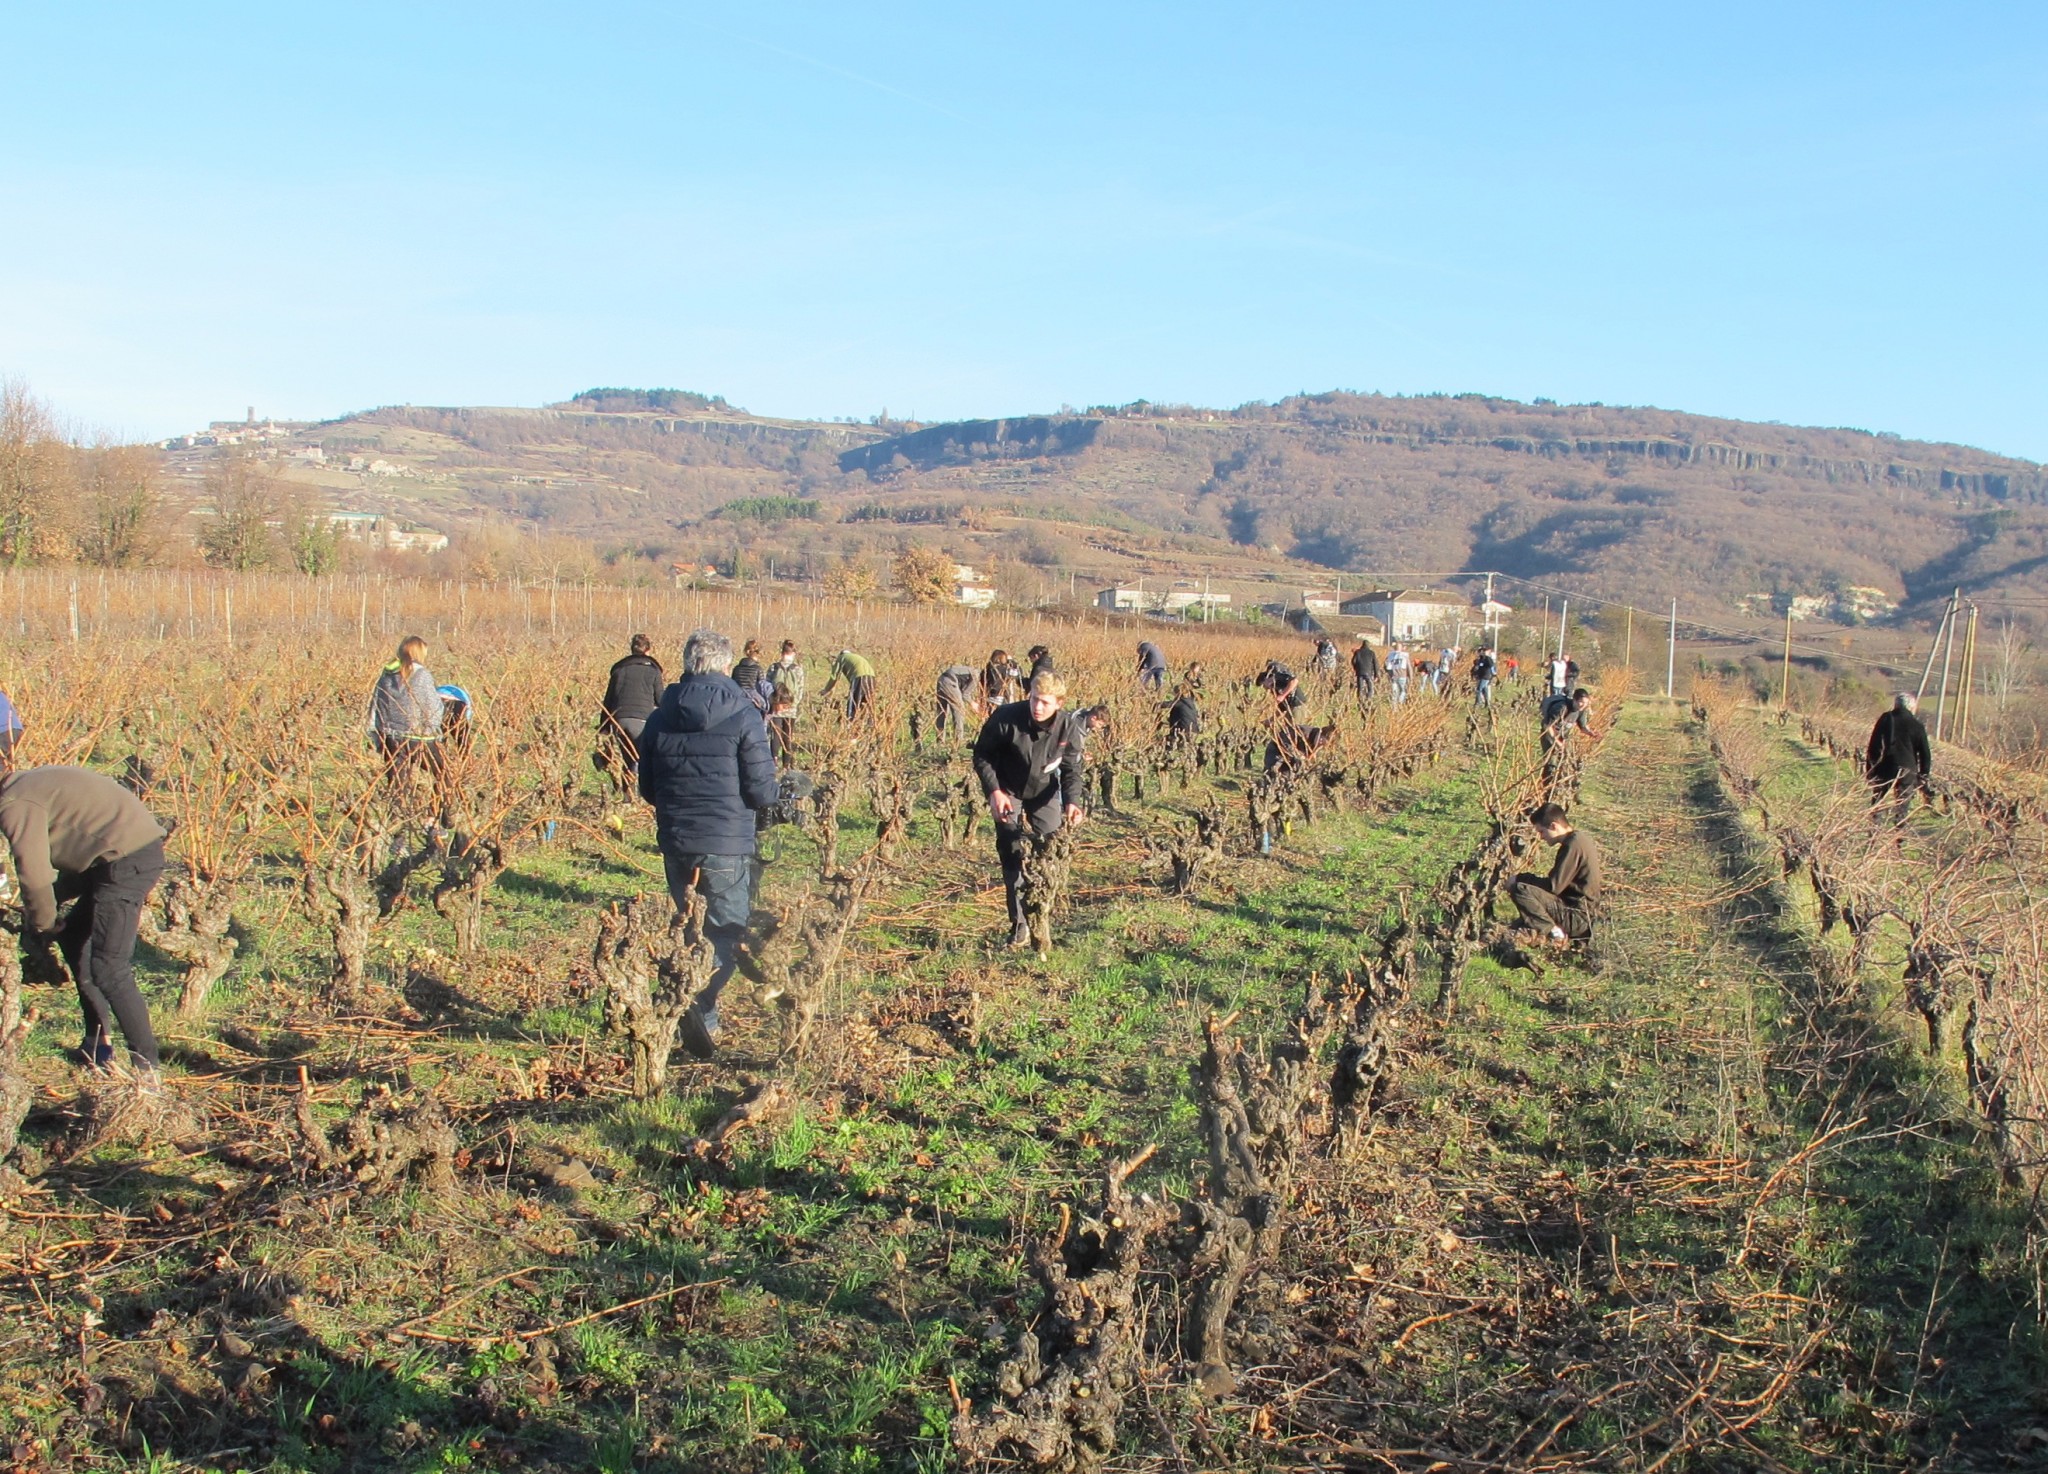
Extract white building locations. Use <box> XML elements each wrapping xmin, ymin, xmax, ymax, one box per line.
<box><xmin>1096</xmin><ymin>586</ymin><xmax>1148</xmax><ymax>612</ymax></box>
<box><xmin>955</xmin><ymin>584</ymin><xmax>996</xmax><ymax>609</ymax></box>
<box><xmin>1096</xmin><ymin>584</ymin><xmax>1231</xmax><ymax>616</ymax></box>
<box><xmin>1341</xmin><ymin>588</ymin><xmax>1472</xmax><ymax>643</ymax></box>
<box><xmin>327</xmin><ymin>511</ymin><xmax>448</xmax><ymax>554</ymax></box>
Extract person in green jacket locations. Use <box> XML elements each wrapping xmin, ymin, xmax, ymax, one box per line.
<box><xmin>819</xmin><ymin>649</ymin><xmax>877</xmax><ymax>720</ymax></box>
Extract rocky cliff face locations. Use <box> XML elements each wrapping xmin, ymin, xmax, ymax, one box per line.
<box><xmin>838</xmin><ymin>416</ymin><xmax>1102</xmax><ymax>475</ymax></box>
<box><xmin>305</xmin><ymin>389</ymin><xmax>2048</xmax><ymax>624</ymax></box>
<box><xmin>829</xmin><ymin>394</ymin><xmax>2047</xmax><ymax>619</ymax></box>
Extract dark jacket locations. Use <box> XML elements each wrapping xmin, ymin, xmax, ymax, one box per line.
<box><xmin>1548</xmin><ymin>829</ymin><xmax>1602</xmax><ymax>912</ymax></box>
<box><xmin>1471</xmin><ymin>652</ymin><xmax>1497</xmax><ymax>682</ymax></box>
<box><xmin>602</xmin><ymin>652</ymin><xmax>665</xmax><ymax>725</ymax></box>
<box><xmin>1137</xmin><ymin>641</ymin><xmax>1166</xmax><ymax>674</ymax></box>
<box><xmin>1259</xmin><ymin>662</ymin><xmax>1306</xmax><ymax>710</ymax></box>
<box><xmin>730</xmin><ymin>657</ymin><xmax>773</xmax><ymax>712</ymax></box>
<box><xmin>637</xmin><ymin>674</ymin><xmax>779</xmax><ymax>856</ymax></box>
<box><xmin>983</xmin><ymin>658</ymin><xmax>1020</xmax><ymax>703</ymax></box>
<box><xmin>1542</xmin><ymin>693</ymin><xmax>1591</xmax><ymax>737</ymax></box>
<box><xmin>1867</xmin><ymin>707</ymin><xmax>1932</xmax><ymax>783</ymax></box>
<box><xmin>1168</xmin><ymin>694</ymin><xmax>1201</xmax><ymax>736</ymax></box>
<box><xmin>973</xmin><ymin>700</ymin><xmax>1086</xmax><ymax>815</ymax></box>
<box><xmin>1351</xmin><ymin>643</ymin><xmax>1380</xmax><ymax>681</ymax></box>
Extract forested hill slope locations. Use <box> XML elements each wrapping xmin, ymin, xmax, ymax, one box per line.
<box><xmin>308</xmin><ymin>391</ymin><xmax>2046</xmax><ymax>622</ymax></box>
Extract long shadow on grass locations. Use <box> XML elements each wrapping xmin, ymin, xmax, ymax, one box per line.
<box><xmin>53</xmin><ymin>1191</ymin><xmax>717</xmax><ymax>1473</ymax></box>
<box><xmin>1683</xmin><ymin>760</ymin><xmax>2047</xmax><ymax>1463</ymax></box>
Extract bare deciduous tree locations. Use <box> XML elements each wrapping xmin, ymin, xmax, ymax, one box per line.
<box><xmin>197</xmin><ymin>455</ymin><xmax>278</xmax><ymax>572</ymax></box>
<box><xmin>0</xmin><ymin>380</ymin><xmax>70</xmax><ymax>566</ymax></box>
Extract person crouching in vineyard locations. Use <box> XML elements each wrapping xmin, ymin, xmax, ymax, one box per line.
<box><xmin>0</xmin><ymin>765</ymin><xmax>167</xmax><ymax>1076</ymax></box>
<box><xmin>369</xmin><ymin>635</ymin><xmax>446</xmax><ymax>788</ymax></box>
<box><xmin>936</xmin><ymin>663</ymin><xmax>981</xmax><ymax>740</ymax></box>
<box><xmin>973</xmin><ymin>673</ymin><xmax>1086</xmax><ymax>950</ymax></box>
<box><xmin>1508</xmin><ymin>803</ymin><xmax>1602</xmax><ymax>946</ymax></box>
<box><xmin>1165</xmin><ymin>683</ymin><xmax>1202</xmax><ymax>752</ymax></box>
<box><xmin>638</xmin><ymin>629</ymin><xmax>779</xmax><ymax>1060</ymax></box>
<box><xmin>819</xmin><ymin>649</ymin><xmax>877</xmax><ymax>721</ymax></box>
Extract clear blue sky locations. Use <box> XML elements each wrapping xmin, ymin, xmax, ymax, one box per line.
<box><xmin>3</xmin><ymin>2</ymin><xmax>2042</xmax><ymax>459</ymax></box>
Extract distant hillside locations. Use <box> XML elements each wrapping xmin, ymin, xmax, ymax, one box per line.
<box><xmin>249</xmin><ymin>390</ymin><xmax>2047</xmax><ymax>625</ymax></box>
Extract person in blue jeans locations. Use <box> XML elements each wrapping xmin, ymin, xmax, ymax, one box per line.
<box><xmin>1471</xmin><ymin>648</ymin><xmax>1497</xmax><ymax>707</ymax></box>
<box><xmin>636</xmin><ymin>629</ymin><xmax>779</xmax><ymax>1061</ymax></box>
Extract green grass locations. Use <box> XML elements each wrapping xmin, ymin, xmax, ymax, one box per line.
<box><xmin>7</xmin><ymin>703</ymin><xmax>2044</xmax><ymax>1471</ymax></box>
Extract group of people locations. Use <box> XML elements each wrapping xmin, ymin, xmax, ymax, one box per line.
<box><xmin>1344</xmin><ymin>635</ymin><xmax>1522</xmax><ymax>707</ymax></box>
<box><xmin>617</xmin><ymin>628</ymin><xmax>1092</xmax><ymax>1059</ymax></box>
<box><xmin>68</xmin><ymin>610</ymin><xmax>1976</xmax><ymax>1096</ymax></box>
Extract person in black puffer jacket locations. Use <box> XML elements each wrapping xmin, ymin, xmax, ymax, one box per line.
<box><xmin>637</xmin><ymin>629</ymin><xmax>778</xmax><ymax>1059</ymax></box>
<box><xmin>600</xmin><ymin>634</ymin><xmax>666</xmax><ymax>776</ymax></box>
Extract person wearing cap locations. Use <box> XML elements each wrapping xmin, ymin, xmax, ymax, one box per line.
<box><xmin>1508</xmin><ymin>802</ymin><xmax>1602</xmax><ymax>945</ymax></box>
<box><xmin>1866</xmin><ymin>692</ymin><xmax>1932</xmax><ymax>826</ymax></box>
<box><xmin>0</xmin><ymin>765</ymin><xmax>167</xmax><ymax>1074</ymax></box>
<box><xmin>972</xmin><ymin>672</ymin><xmax>1087</xmax><ymax>949</ymax></box>
<box><xmin>819</xmin><ymin>649</ymin><xmax>877</xmax><ymax>720</ymax></box>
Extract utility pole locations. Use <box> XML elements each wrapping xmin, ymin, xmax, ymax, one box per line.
<box><xmin>1957</xmin><ymin>603</ymin><xmax>1981</xmax><ymax>744</ymax></box>
<box><xmin>1779</xmin><ymin>604</ymin><xmax>1794</xmax><ymax>710</ymax></box>
<box><xmin>1917</xmin><ymin>589</ymin><xmax>1959</xmax><ymax>703</ymax></box>
<box><xmin>1622</xmin><ymin>605</ymin><xmax>1633</xmax><ymax>671</ymax></box>
<box><xmin>1556</xmin><ymin>599</ymin><xmax>1568</xmax><ymax>661</ymax></box>
<box><xmin>1666</xmin><ymin>600</ymin><xmax>1676</xmax><ymax>699</ymax></box>
<box><xmin>1934</xmin><ymin>589</ymin><xmax>1961</xmax><ymax>741</ymax></box>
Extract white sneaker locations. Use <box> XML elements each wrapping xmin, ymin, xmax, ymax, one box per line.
<box><xmin>1548</xmin><ymin>926</ymin><xmax>1566</xmax><ymax>942</ymax></box>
